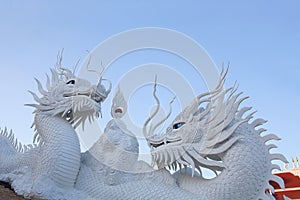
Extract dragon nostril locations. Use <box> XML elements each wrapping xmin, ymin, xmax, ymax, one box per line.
<box><xmin>66</xmin><ymin>80</ymin><xmax>75</xmax><ymax>84</ymax></box>
<box><xmin>115</xmin><ymin>108</ymin><xmax>123</xmax><ymax>114</ymax></box>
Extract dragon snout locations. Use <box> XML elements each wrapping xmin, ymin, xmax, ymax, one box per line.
<box><xmin>148</xmin><ymin>136</ymin><xmax>182</xmax><ymax>150</ymax></box>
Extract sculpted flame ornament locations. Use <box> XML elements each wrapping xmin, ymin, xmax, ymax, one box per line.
<box><xmin>0</xmin><ymin>55</ymin><xmax>288</xmax><ymax>199</ymax></box>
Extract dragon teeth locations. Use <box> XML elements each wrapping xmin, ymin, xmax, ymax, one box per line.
<box><xmin>163</xmin><ymin>152</ymin><xmax>169</xmax><ymax>166</ymax></box>
<box><xmin>158</xmin><ymin>152</ymin><xmax>164</xmax><ymax>163</ymax></box>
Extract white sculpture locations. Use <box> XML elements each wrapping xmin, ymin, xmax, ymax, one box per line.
<box><xmin>146</xmin><ymin>68</ymin><xmax>288</xmax><ymax>199</ymax></box>
<box><xmin>0</xmin><ymin>55</ymin><xmax>287</xmax><ymax>199</ymax></box>
<box><xmin>0</xmin><ymin>53</ymin><xmax>111</xmax><ymax>199</ymax></box>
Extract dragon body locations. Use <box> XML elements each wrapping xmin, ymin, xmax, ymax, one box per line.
<box><xmin>0</xmin><ymin>59</ymin><xmax>287</xmax><ymax>199</ymax></box>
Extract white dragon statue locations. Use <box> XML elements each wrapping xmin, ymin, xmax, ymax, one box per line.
<box><xmin>146</xmin><ymin>68</ymin><xmax>289</xmax><ymax>199</ymax></box>
<box><xmin>0</xmin><ymin>53</ymin><xmax>112</xmax><ymax>199</ymax></box>
<box><xmin>0</xmin><ymin>55</ymin><xmax>288</xmax><ymax>199</ymax></box>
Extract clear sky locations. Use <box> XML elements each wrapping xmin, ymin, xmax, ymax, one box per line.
<box><xmin>0</xmin><ymin>1</ymin><xmax>299</xmax><ymax>168</ymax></box>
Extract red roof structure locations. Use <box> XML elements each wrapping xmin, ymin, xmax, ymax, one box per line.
<box><xmin>271</xmin><ymin>158</ymin><xmax>300</xmax><ymax>200</ymax></box>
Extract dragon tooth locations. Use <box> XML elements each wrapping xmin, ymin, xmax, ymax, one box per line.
<box><xmin>151</xmin><ymin>155</ymin><xmax>156</xmax><ymax>167</ymax></box>
<box><xmin>158</xmin><ymin>151</ymin><xmax>164</xmax><ymax>164</ymax></box>
<box><xmin>170</xmin><ymin>163</ymin><xmax>174</xmax><ymax>171</ymax></box>
<box><xmin>153</xmin><ymin>152</ymin><xmax>158</xmax><ymax>163</ymax></box>
<box><xmin>179</xmin><ymin>163</ymin><xmax>182</xmax><ymax>171</ymax></box>
<box><xmin>62</xmin><ymin>109</ymin><xmax>69</xmax><ymax>118</ymax></box>
<box><xmin>168</xmin><ymin>150</ymin><xmax>175</xmax><ymax>163</ymax></box>
<box><xmin>78</xmin><ymin>102</ymin><xmax>83</xmax><ymax>111</ymax></box>
<box><xmin>174</xmin><ymin>163</ymin><xmax>177</xmax><ymax>171</ymax></box>
<box><xmin>164</xmin><ymin>151</ymin><xmax>170</xmax><ymax>166</ymax></box>
<box><xmin>73</xmin><ymin>104</ymin><xmax>77</xmax><ymax>113</ymax></box>
<box><xmin>80</xmin><ymin>100</ymin><xmax>85</xmax><ymax>108</ymax></box>
<box><xmin>86</xmin><ymin>100</ymin><xmax>91</xmax><ymax>108</ymax></box>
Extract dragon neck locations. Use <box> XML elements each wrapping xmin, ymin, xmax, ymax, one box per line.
<box><xmin>176</xmin><ymin>123</ymin><xmax>274</xmax><ymax>199</ymax></box>
<box><xmin>33</xmin><ymin>113</ymin><xmax>81</xmax><ymax>188</ymax></box>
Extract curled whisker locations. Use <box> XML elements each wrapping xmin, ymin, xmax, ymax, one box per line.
<box><xmin>56</xmin><ymin>48</ymin><xmax>64</xmax><ymax>71</ymax></box>
<box><xmin>149</xmin><ymin>96</ymin><xmax>176</xmax><ymax>136</ymax></box>
<box><xmin>55</xmin><ymin>49</ymin><xmax>75</xmax><ymax>79</ymax></box>
<box><xmin>143</xmin><ymin>76</ymin><xmax>160</xmax><ymax>139</ymax></box>
<box><xmin>73</xmin><ymin>58</ymin><xmax>81</xmax><ymax>74</ymax></box>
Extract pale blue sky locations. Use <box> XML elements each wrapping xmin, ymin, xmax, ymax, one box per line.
<box><xmin>0</xmin><ymin>1</ymin><xmax>299</xmax><ymax>167</ymax></box>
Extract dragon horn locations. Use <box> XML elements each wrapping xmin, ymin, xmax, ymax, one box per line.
<box><xmin>143</xmin><ymin>76</ymin><xmax>160</xmax><ymax>138</ymax></box>
<box><xmin>149</xmin><ymin>96</ymin><xmax>176</xmax><ymax>136</ymax></box>
<box><xmin>55</xmin><ymin>49</ymin><xmax>75</xmax><ymax>79</ymax></box>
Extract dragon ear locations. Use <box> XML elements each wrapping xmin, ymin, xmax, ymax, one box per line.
<box><xmin>111</xmin><ymin>86</ymin><xmax>127</xmax><ymax>119</ymax></box>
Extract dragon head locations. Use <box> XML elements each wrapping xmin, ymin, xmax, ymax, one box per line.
<box><xmin>26</xmin><ymin>53</ymin><xmax>111</xmax><ymax>129</ymax></box>
<box><xmin>146</xmin><ymin>69</ymin><xmax>251</xmax><ymax>176</ymax></box>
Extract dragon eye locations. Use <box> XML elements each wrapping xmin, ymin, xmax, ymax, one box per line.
<box><xmin>66</xmin><ymin>80</ymin><xmax>75</xmax><ymax>84</ymax></box>
<box><xmin>173</xmin><ymin>122</ymin><xmax>185</xmax><ymax>130</ymax></box>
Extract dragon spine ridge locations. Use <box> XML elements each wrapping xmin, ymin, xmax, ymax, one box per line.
<box><xmin>0</xmin><ymin>128</ymin><xmax>37</xmax><ymax>153</ymax></box>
